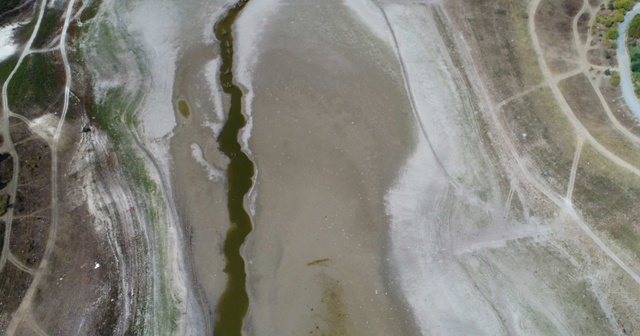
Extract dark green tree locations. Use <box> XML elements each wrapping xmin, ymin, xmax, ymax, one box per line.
<box><xmin>629</xmin><ymin>15</ymin><xmax>640</xmax><ymax>39</ymax></box>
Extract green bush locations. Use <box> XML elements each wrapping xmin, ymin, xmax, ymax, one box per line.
<box><xmin>607</xmin><ymin>27</ymin><xmax>619</xmax><ymax>40</ymax></box>
<box><xmin>612</xmin><ymin>73</ymin><xmax>621</xmax><ymax>86</ymax></box>
<box><xmin>605</xmin><ymin>17</ymin><xmax>616</xmax><ymax>27</ymax></box>
<box><xmin>605</xmin><ymin>68</ymin><xmax>612</xmax><ymax>76</ymax></box>
<box><xmin>629</xmin><ymin>15</ymin><xmax>640</xmax><ymax>38</ymax></box>
<box><xmin>614</xmin><ymin>0</ymin><xmax>634</xmax><ymax>11</ymax></box>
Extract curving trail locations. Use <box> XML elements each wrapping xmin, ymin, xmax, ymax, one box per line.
<box><xmin>435</xmin><ymin>0</ymin><xmax>640</xmax><ymax>288</ymax></box>
<box><xmin>4</xmin><ymin>0</ymin><xmax>77</xmax><ymax>333</ymax></box>
<box><xmin>497</xmin><ymin>0</ymin><xmax>640</xmax><ymax>286</ymax></box>
<box><xmin>7</xmin><ymin>253</ymin><xmax>36</xmax><ymax>275</ymax></box>
<box><xmin>0</xmin><ymin>0</ymin><xmax>47</xmax><ymax>274</ymax></box>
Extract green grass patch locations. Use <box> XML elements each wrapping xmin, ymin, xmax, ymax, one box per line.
<box><xmin>177</xmin><ymin>99</ymin><xmax>190</xmax><ymax>118</ymax></box>
<box><xmin>0</xmin><ymin>57</ymin><xmax>18</xmax><ymax>84</ymax></box>
<box><xmin>80</xmin><ymin>0</ymin><xmax>103</xmax><ymax>23</ymax></box>
<box><xmin>7</xmin><ymin>53</ymin><xmax>61</xmax><ymax>110</ymax></box>
<box><xmin>606</xmin><ymin>26</ymin><xmax>619</xmax><ymax>40</ymax></box>
<box><xmin>89</xmin><ymin>88</ymin><xmax>156</xmax><ymax>194</ymax></box>
<box><xmin>0</xmin><ymin>194</ymin><xmax>9</xmax><ymax>216</ymax></box>
<box><xmin>0</xmin><ymin>0</ymin><xmax>21</xmax><ymax>15</ymax></box>
<box><xmin>32</xmin><ymin>8</ymin><xmax>64</xmax><ymax>49</ymax></box>
<box><xmin>611</xmin><ymin>72</ymin><xmax>621</xmax><ymax>86</ymax></box>
<box><xmin>14</xmin><ymin>17</ymin><xmax>36</xmax><ymax>44</ymax></box>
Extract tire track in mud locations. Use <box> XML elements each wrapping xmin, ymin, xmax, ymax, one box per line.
<box><xmin>213</xmin><ymin>1</ymin><xmax>254</xmax><ymax>335</ymax></box>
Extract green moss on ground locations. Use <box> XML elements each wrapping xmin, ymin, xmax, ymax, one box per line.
<box><xmin>80</xmin><ymin>0</ymin><xmax>103</xmax><ymax>23</ymax></box>
<box><xmin>0</xmin><ymin>0</ymin><xmax>21</xmax><ymax>15</ymax></box>
<box><xmin>0</xmin><ymin>194</ymin><xmax>10</xmax><ymax>216</ymax></box>
<box><xmin>32</xmin><ymin>8</ymin><xmax>64</xmax><ymax>49</ymax></box>
<box><xmin>6</xmin><ymin>53</ymin><xmax>61</xmax><ymax>111</ymax></box>
<box><xmin>0</xmin><ymin>57</ymin><xmax>17</xmax><ymax>85</ymax></box>
<box><xmin>177</xmin><ymin>99</ymin><xmax>190</xmax><ymax>118</ymax></box>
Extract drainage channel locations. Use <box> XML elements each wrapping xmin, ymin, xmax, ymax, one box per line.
<box><xmin>213</xmin><ymin>0</ymin><xmax>254</xmax><ymax>335</ymax></box>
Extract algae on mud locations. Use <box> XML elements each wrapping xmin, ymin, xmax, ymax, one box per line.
<box><xmin>177</xmin><ymin>99</ymin><xmax>190</xmax><ymax>118</ymax></box>
<box><xmin>213</xmin><ymin>0</ymin><xmax>254</xmax><ymax>335</ymax></box>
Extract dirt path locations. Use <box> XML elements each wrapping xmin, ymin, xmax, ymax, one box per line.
<box><xmin>4</xmin><ymin>0</ymin><xmax>77</xmax><ymax>333</ymax></box>
<box><xmin>518</xmin><ymin>0</ymin><xmax>640</xmax><ymax>286</ymax></box>
<box><xmin>0</xmin><ymin>0</ymin><xmax>48</xmax><ymax>274</ymax></box>
<box><xmin>572</xmin><ymin>0</ymin><xmax>640</xmax><ymax>147</ymax></box>
<box><xmin>436</xmin><ymin>0</ymin><xmax>640</xmax><ymax>290</ymax></box>
<box><xmin>377</xmin><ymin>6</ymin><xmax>459</xmax><ymax>189</ymax></box>
<box><xmin>566</xmin><ymin>135</ymin><xmax>584</xmax><ymax>201</ymax></box>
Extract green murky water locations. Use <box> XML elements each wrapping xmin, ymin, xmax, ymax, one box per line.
<box><xmin>213</xmin><ymin>1</ymin><xmax>253</xmax><ymax>335</ymax></box>
<box><xmin>177</xmin><ymin>99</ymin><xmax>190</xmax><ymax>118</ymax></box>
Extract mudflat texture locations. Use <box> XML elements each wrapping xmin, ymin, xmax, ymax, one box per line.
<box><xmin>244</xmin><ymin>1</ymin><xmax>417</xmax><ymax>335</ymax></box>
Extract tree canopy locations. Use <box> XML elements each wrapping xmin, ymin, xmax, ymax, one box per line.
<box><xmin>630</xmin><ymin>15</ymin><xmax>640</xmax><ymax>39</ymax></box>
<box><xmin>614</xmin><ymin>0</ymin><xmax>634</xmax><ymax>11</ymax></box>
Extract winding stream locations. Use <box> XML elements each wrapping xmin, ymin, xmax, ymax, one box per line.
<box><xmin>616</xmin><ymin>3</ymin><xmax>640</xmax><ymax>117</ymax></box>
<box><xmin>213</xmin><ymin>0</ymin><xmax>254</xmax><ymax>335</ymax></box>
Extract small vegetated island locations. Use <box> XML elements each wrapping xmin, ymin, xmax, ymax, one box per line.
<box><xmin>628</xmin><ymin>13</ymin><xmax>640</xmax><ymax>95</ymax></box>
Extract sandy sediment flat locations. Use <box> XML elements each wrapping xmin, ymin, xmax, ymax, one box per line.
<box><xmin>240</xmin><ymin>0</ymin><xmax>420</xmax><ymax>334</ymax></box>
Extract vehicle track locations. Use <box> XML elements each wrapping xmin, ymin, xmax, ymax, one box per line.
<box><xmin>441</xmin><ymin>0</ymin><xmax>640</xmax><ymax>288</ymax></box>
<box><xmin>5</xmin><ymin>0</ymin><xmax>77</xmax><ymax>333</ymax></box>
<box><xmin>505</xmin><ymin>0</ymin><xmax>640</xmax><ymax>286</ymax></box>
<box><xmin>0</xmin><ymin>0</ymin><xmax>47</xmax><ymax>274</ymax></box>
<box><xmin>566</xmin><ymin>135</ymin><xmax>584</xmax><ymax>201</ymax></box>
<box><xmin>7</xmin><ymin>253</ymin><xmax>36</xmax><ymax>275</ymax></box>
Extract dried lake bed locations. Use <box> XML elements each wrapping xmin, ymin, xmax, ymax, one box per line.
<box><xmin>2</xmin><ymin>0</ymin><xmax>640</xmax><ymax>334</ymax></box>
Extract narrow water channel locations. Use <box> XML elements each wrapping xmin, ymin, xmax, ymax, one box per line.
<box><xmin>213</xmin><ymin>0</ymin><xmax>254</xmax><ymax>335</ymax></box>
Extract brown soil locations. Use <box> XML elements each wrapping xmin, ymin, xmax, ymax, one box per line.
<box><xmin>0</xmin><ymin>153</ymin><xmax>13</xmax><ymax>189</ymax></box>
<box><xmin>447</xmin><ymin>0</ymin><xmax>542</xmax><ymax>102</ymax></box>
<box><xmin>578</xmin><ymin>11</ymin><xmax>591</xmax><ymax>45</ymax></box>
<box><xmin>560</xmin><ymin>74</ymin><xmax>640</xmax><ymax>169</ymax></box>
<box><xmin>587</xmin><ymin>47</ymin><xmax>604</xmax><ymax>66</ymax></box>
<box><xmin>8</xmin><ymin>118</ymin><xmax>33</xmax><ymax>144</ymax></box>
<box><xmin>589</xmin><ymin>0</ymin><xmax>601</xmax><ymax>7</ymax></box>
<box><xmin>501</xmin><ymin>86</ymin><xmax>576</xmax><ymax>195</ymax></box>
<box><xmin>534</xmin><ymin>0</ymin><xmax>582</xmax><ymax>73</ymax></box>
<box><xmin>8</xmin><ymin>121</ymin><xmax>51</xmax><ymax>267</ymax></box>
<box><xmin>600</xmin><ymin>80</ymin><xmax>640</xmax><ymax>138</ymax></box>
<box><xmin>0</xmin><ymin>263</ymin><xmax>32</xmax><ymax>333</ymax></box>
<box><xmin>573</xmin><ymin>144</ymin><xmax>640</xmax><ymax>263</ymax></box>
